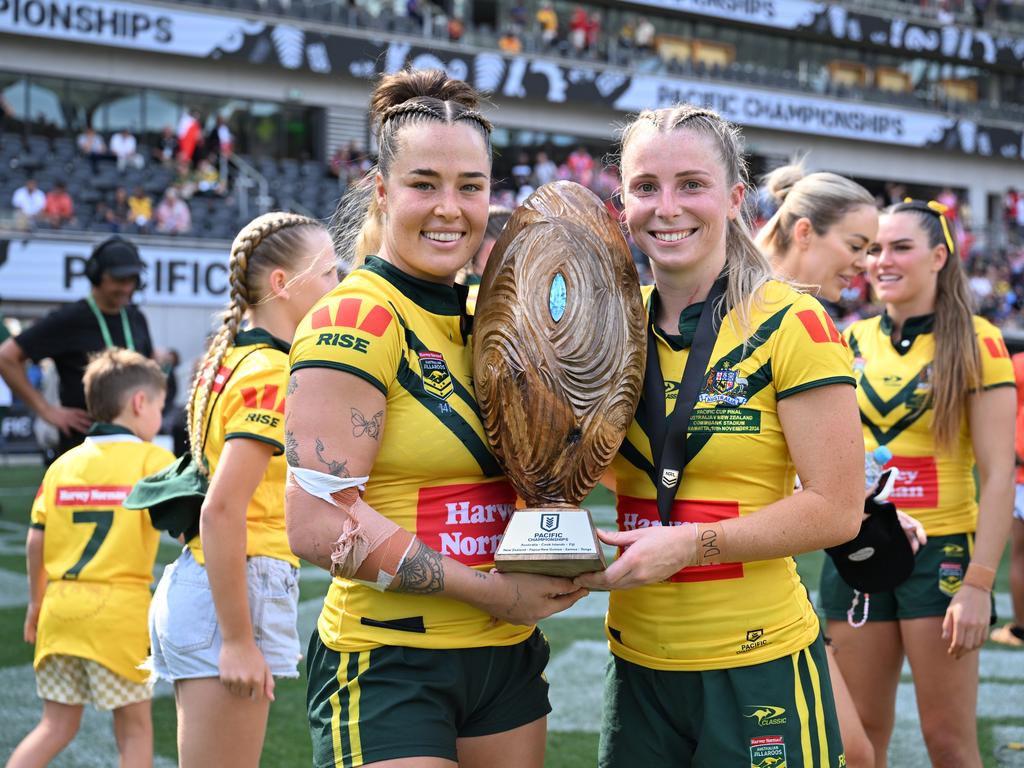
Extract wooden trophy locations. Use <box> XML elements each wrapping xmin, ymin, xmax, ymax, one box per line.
<box><xmin>473</xmin><ymin>181</ymin><xmax>646</xmax><ymax>577</ymax></box>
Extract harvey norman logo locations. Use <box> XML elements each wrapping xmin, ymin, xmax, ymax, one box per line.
<box><xmin>56</xmin><ymin>485</ymin><xmax>131</xmax><ymax>506</ymax></box>
<box><xmin>416</xmin><ymin>482</ymin><xmax>517</xmax><ymax>566</ymax></box>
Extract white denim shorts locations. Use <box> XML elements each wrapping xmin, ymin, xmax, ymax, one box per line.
<box><xmin>148</xmin><ymin>548</ymin><xmax>301</xmax><ymax>682</ymax></box>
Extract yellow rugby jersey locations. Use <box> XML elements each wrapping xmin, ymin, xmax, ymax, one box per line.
<box><xmin>291</xmin><ymin>255</ymin><xmax>529</xmax><ymax>651</ymax></box>
<box><xmin>188</xmin><ymin>328</ymin><xmax>297</xmax><ymax>567</ymax></box>
<box><xmin>609</xmin><ymin>281</ymin><xmax>856</xmax><ymax>671</ymax></box>
<box><xmin>847</xmin><ymin>313</ymin><xmax>1014</xmax><ymax>535</ymax></box>
<box><xmin>30</xmin><ymin>424</ymin><xmax>174</xmax><ymax>682</ymax></box>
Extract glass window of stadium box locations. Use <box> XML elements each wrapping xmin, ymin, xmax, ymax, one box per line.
<box><xmin>0</xmin><ymin>72</ymin><xmax>319</xmax><ymax>161</ymax></box>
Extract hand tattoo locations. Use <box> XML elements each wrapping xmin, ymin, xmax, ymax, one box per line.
<box><xmin>285</xmin><ymin>429</ymin><xmax>299</xmax><ymax>467</ymax></box>
<box><xmin>351</xmin><ymin>408</ymin><xmax>383</xmax><ymax>440</ymax></box>
<box><xmin>393</xmin><ymin>540</ymin><xmax>444</xmax><ymax>594</ymax></box>
<box><xmin>314</xmin><ymin>437</ymin><xmax>350</xmax><ymax>477</ymax></box>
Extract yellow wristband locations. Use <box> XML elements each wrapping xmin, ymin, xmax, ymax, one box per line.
<box><xmin>694</xmin><ymin>522</ymin><xmax>725</xmax><ymax>566</ymax></box>
<box><xmin>963</xmin><ymin>563</ymin><xmax>996</xmax><ymax>592</ymax></box>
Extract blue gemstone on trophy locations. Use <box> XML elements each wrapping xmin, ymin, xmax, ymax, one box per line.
<box><xmin>549</xmin><ymin>273</ymin><xmax>567</xmax><ymax>322</ymax></box>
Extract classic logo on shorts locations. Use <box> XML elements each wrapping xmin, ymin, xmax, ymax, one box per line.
<box><xmin>939</xmin><ymin>561</ymin><xmax>963</xmax><ymax>596</ymax></box>
<box><xmin>418</xmin><ymin>351</ymin><xmax>453</xmax><ymax>401</ymax></box>
<box><xmin>540</xmin><ymin>513</ymin><xmax>560</xmax><ymax>532</ymax></box>
<box><xmin>942</xmin><ymin>544</ymin><xmax>964</xmax><ymax>557</ymax></box>
<box><xmin>744</xmin><ymin>705</ymin><xmax>787</xmax><ymax>727</ymax></box>
<box><xmin>750</xmin><ymin>735</ymin><xmax>787</xmax><ymax>768</ymax></box>
<box><xmin>699</xmin><ymin>361</ymin><xmax>748</xmax><ymax>406</ymax></box>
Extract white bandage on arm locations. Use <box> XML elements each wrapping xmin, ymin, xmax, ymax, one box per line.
<box><xmin>288</xmin><ymin>466</ymin><xmax>416</xmax><ymax>591</ymax></box>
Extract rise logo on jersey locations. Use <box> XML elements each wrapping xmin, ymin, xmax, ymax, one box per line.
<box><xmin>56</xmin><ymin>486</ymin><xmax>131</xmax><ymax>506</ymax></box>
<box><xmin>618</xmin><ymin>496</ymin><xmax>742</xmax><ymax>582</ymax></box>
<box><xmin>796</xmin><ymin>309</ymin><xmax>847</xmax><ymax>347</ymax></box>
<box><xmin>239</xmin><ymin>383</ymin><xmax>285</xmax><ymax>414</ymax></box>
<box><xmin>415</xmin><ymin>481</ymin><xmax>517</xmax><ymax>566</ymax></box>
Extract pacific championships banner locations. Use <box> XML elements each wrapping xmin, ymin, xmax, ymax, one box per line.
<box><xmin>1</xmin><ymin>0</ymin><xmax>1021</xmax><ymax>160</ymax></box>
<box><xmin>0</xmin><ymin>238</ymin><xmax>228</xmax><ymax>307</ymax></box>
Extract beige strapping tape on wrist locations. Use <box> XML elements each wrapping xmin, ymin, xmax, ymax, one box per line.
<box><xmin>964</xmin><ymin>563</ymin><xmax>996</xmax><ymax>592</ymax></box>
<box><xmin>694</xmin><ymin>522</ymin><xmax>725</xmax><ymax>567</ymax></box>
<box><xmin>288</xmin><ymin>466</ymin><xmax>411</xmax><ymax>591</ymax></box>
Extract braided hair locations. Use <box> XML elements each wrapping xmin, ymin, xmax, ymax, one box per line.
<box><xmin>187</xmin><ymin>211</ymin><xmax>324</xmax><ymax>474</ymax></box>
<box><xmin>331</xmin><ymin>69</ymin><xmax>493</xmax><ymax>266</ymax></box>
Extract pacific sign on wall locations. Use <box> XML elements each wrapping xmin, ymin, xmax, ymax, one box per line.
<box><xmin>0</xmin><ymin>238</ymin><xmax>228</xmax><ymax>307</ymax></box>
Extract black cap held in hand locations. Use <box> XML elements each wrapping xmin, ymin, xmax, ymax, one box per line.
<box><xmin>825</xmin><ymin>497</ymin><xmax>915</xmax><ymax>594</ymax></box>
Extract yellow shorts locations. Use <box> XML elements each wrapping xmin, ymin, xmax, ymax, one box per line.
<box><xmin>36</xmin><ymin>655</ymin><xmax>152</xmax><ymax>711</ymax></box>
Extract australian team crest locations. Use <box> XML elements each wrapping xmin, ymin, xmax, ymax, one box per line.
<box><xmin>699</xmin><ymin>361</ymin><xmax>749</xmax><ymax>406</ymax></box>
<box><xmin>418</xmin><ymin>351</ymin><xmax>453</xmax><ymax>401</ymax></box>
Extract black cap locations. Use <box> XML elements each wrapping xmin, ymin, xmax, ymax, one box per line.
<box><xmin>92</xmin><ymin>237</ymin><xmax>145</xmax><ymax>279</ymax></box>
<box><xmin>825</xmin><ymin>497</ymin><xmax>915</xmax><ymax>593</ymax></box>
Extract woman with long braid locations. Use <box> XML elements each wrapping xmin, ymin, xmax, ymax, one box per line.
<box><xmin>148</xmin><ymin>212</ymin><xmax>339</xmax><ymax>767</ymax></box>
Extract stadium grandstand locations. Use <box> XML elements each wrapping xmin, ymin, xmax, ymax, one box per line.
<box><xmin>1</xmin><ymin>2</ymin><xmax>1023</xmax><ymax>763</ymax></box>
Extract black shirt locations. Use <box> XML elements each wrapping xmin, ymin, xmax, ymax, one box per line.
<box><xmin>16</xmin><ymin>298</ymin><xmax>153</xmax><ymax>412</ymax></box>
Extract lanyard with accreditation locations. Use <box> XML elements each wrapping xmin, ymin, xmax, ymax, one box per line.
<box><xmin>86</xmin><ymin>295</ymin><xmax>135</xmax><ymax>351</ymax></box>
<box><xmin>641</xmin><ymin>274</ymin><xmax>727</xmax><ymax>527</ymax></box>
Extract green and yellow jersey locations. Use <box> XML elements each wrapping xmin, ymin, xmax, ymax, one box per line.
<box><xmin>188</xmin><ymin>328</ymin><xmax>297</xmax><ymax>567</ymax></box>
<box><xmin>609</xmin><ymin>281</ymin><xmax>855</xmax><ymax>672</ymax></box>
<box><xmin>847</xmin><ymin>313</ymin><xmax>1014</xmax><ymax>535</ymax></box>
<box><xmin>291</xmin><ymin>256</ymin><xmax>529</xmax><ymax>652</ymax></box>
<box><xmin>30</xmin><ymin>424</ymin><xmax>174</xmax><ymax>682</ymax></box>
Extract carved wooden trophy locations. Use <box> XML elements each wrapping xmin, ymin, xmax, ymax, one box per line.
<box><xmin>473</xmin><ymin>181</ymin><xmax>646</xmax><ymax>577</ymax></box>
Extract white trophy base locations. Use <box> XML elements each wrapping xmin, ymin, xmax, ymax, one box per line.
<box><xmin>494</xmin><ymin>508</ymin><xmax>607</xmax><ymax>578</ymax></box>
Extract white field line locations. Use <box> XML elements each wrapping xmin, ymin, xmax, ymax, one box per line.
<box><xmin>0</xmin><ymin>664</ymin><xmax>176</xmax><ymax>767</ymax></box>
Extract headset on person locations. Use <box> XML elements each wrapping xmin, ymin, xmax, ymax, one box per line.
<box><xmin>84</xmin><ymin>236</ymin><xmax>143</xmax><ymax>286</ymax></box>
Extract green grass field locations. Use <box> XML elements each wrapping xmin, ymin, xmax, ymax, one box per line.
<box><xmin>1</xmin><ymin>464</ymin><xmax>1022</xmax><ymax>767</ymax></box>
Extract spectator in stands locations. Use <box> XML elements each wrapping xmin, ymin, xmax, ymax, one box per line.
<box><xmin>12</xmin><ymin>177</ymin><xmax>46</xmax><ymax>230</ymax></box>
<box><xmin>635</xmin><ymin>16</ymin><xmax>655</xmax><ymax>53</ymax></box>
<box><xmin>1004</xmin><ymin>188</ymin><xmax>1020</xmax><ymax>241</ymax></box>
<box><xmin>586</xmin><ymin>11</ymin><xmax>602</xmax><ymax>54</ymax></box>
<box><xmin>570</xmin><ymin>6</ymin><xmax>588</xmax><ymax>52</ymax></box>
<box><xmin>77</xmin><ymin>127</ymin><xmax>107</xmax><ymax>173</ymax></box>
<box><xmin>155</xmin><ymin>186</ymin><xmax>192</xmax><ymax>235</ymax></box>
<box><xmin>105</xmin><ymin>186</ymin><xmax>131</xmax><ymax>233</ymax></box>
<box><xmin>110</xmin><ymin>128</ymin><xmax>143</xmax><ymax>172</ymax></box>
<box><xmin>213</xmin><ymin>115</ymin><xmax>234</xmax><ymax>162</ymax></box>
<box><xmin>509</xmin><ymin>0</ymin><xmax>528</xmax><ymax>31</ymax></box>
<box><xmin>0</xmin><ymin>236</ymin><xmax>152</xmax><ymax>459</ymax></box>
<box><xmin>176</xmin><ymin>109</ymin><xmax>202</xmax><ymax>166</ymax></box>
<box><xmin>152</xmin><ymin>126</ymin><xmax>178</xmax><ymax>167</ymax></box>
<box><xmin>511</xmin><ymin>151</ymin><xmax>533</xmax><ymax>189</ymax></box>
<box><xmin>567</xmin><ymin>144</ymin><xmax>595</xmax><ymax>188</ymax></box>
<box><xmin>43</xmin><ymin>180</ymin><xmax>75</xmax><ymax>229</ymax></box>
<box><xmin>128</xmin><ymin>186</ymin><xmax>153</xmax><ymax>232</ymax></box>
<box><xmin>447</xmin><ymin>14</ymin><xmax>464</xmax><ymax>41</ymax></box>
<box><xmin>537</xmin><ymin>2</ymin><xmax>558</xmax><ymax>48</ymax></box>
<box><xmin>499</xmin><ymin>28</ymin><xmax>523</xmax><ymax>53</ymax></box>
<box><xmin>534</xmin><ymin>150</ymin><xmax>557</xmax><ymax>186</ymax></box>
<box><xmin>194</xmin><ymin>158</ymin><xmax>225</xmax><ymax>197</ymax></box>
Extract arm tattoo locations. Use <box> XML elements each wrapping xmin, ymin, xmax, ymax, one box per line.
<box><xmin>287</xmin><ymin>375</ymin><xmax>299</xmax><ymax>396</ymax></box>
<box><xmin>351</xmin><ymin>408</ymin><xmax>383</xmax><ymax>440</ymax></box>
<box><xmin>314</xmin><ymin>437</ymin><xmax>350</xmax><ymax>477</ymax></box>
<box><xmin>393</xmin><ymin>540</ymin><xmax>444</xmax><ymax>594</ymax></box>
<box><xmin>285</xmin><ymin>429</ymin><xmax>299</xmax><ymax>467</ymax></box>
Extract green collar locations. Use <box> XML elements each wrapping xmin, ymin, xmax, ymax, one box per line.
<box><xmin>236</xmin><ymin>328</ymin><xmax>290</xmax><ymax>353</ymax></box>
<box><xmin>462</xmin><ymin>273</ymin><xmax>482</xmax><ymax>287</ymax></box>
<box><xmin>362</xmin><ymin>255</ymin><xmax>465</xmax><ymax>316</ymax></box>
<box><xmin>880</xmin><ymin>311</ymin><xmax>934</xmax><ymax>354</ymax></box>
<box><xmin>648</xmin><ymin>288</ymin><xmax>706</xmax><ymax>351</ymax></box>
<box><xmin>87</xmin><ymin>423</ymin><xmax>137</xmax><ymax>437</ymax></box>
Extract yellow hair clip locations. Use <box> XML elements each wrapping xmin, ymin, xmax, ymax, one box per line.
<box><xmin>902</xmin><ymin>197</ymin><xmax>955</xmax><ymax>255</ymax></box>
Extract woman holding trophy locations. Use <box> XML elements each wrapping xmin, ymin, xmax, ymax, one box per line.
<box><xmin>574</xmin><ymin>105</ymin><xmax>864</xmax><ymax>767</ymax></box>
<box><xmin>284</xmin><ymin>70</ymin><xmax>586</xmax><ymax>768</ymax></box>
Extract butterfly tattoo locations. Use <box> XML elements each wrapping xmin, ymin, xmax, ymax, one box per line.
<box><xmin>351</xmin><ymin>408</ymin><xmax>383</xmax><ymax>440</ymax></box>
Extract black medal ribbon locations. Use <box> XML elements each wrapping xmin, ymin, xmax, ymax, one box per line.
<box><xmin>642</xmin><ymin>275</ymin><xmax>727</xmax><ymax>527</ymax></box>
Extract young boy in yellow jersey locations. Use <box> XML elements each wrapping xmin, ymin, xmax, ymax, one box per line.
<box><xmin>9</xmin><ymin>349</ymin><xmax>174</xmax><ymax>768</ymax></box>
